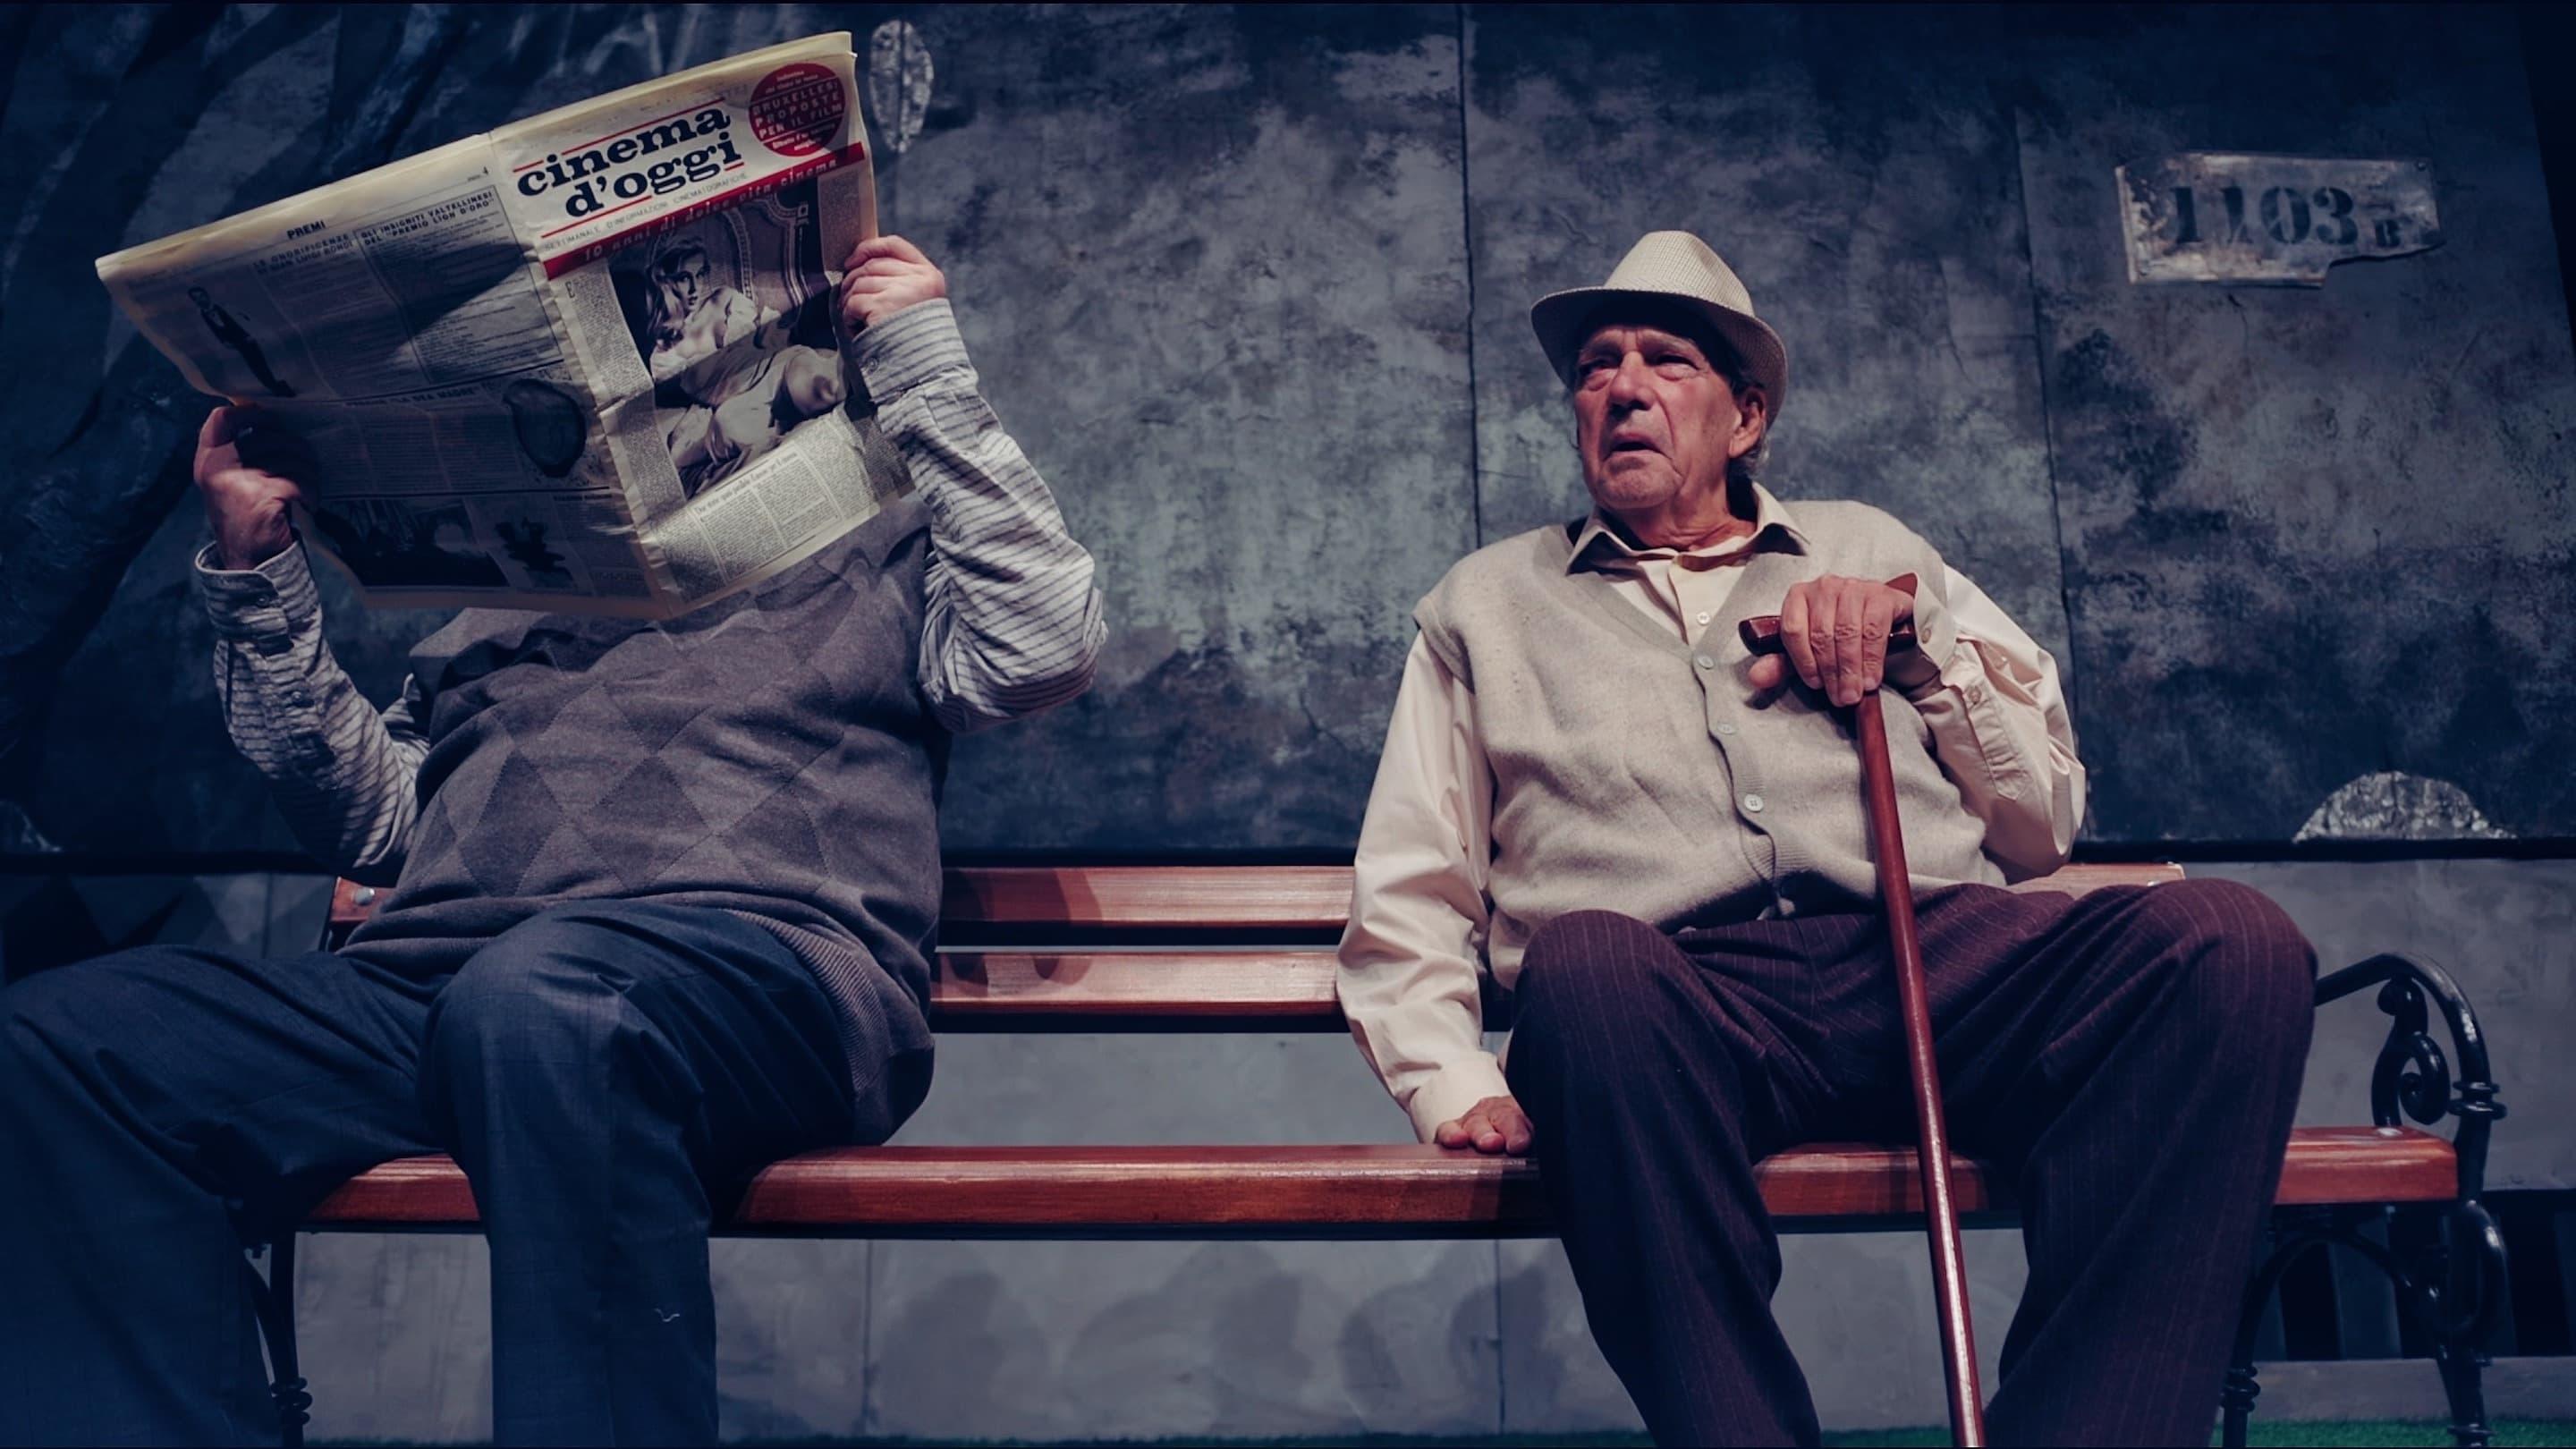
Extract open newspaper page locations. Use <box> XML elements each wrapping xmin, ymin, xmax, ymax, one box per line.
<box><xmin>95</xmin><ymin>33</ymin><xmax>907</xmax><ymax>618</ymax></box>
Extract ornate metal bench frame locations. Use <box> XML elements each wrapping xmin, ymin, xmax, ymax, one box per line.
<box><xmin>2221</xmin><ymin>953</ymin><xmax>2509</xmax><ymax>1449</ymax></box>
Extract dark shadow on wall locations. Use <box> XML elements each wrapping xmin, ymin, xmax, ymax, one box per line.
<box><xmin>2523</xmin><ymin>4</ymin><xmax>2576</xmax><ymax>374</ymax></box>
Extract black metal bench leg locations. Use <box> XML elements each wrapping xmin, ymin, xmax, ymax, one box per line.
<box><xmin>2221</xmin><ymin>1216</ymin><xmax>2314</xmax><ymax>1449</ymax></box>
<box><xmin>242</xmin><ymin>1234</ymin><xmax>312</xmax><ymax>1449</ymax></box>
<box><xmin>2218</xmin><ymin>1358</ymin><xmax>2260</xmax><ymax>1449</ymax></box>
<box><xmin>2410</xmin><ymin>1199</ymin><xmax>2504</xmax><ymax>1449</ymax></box>
<box><xmin>2360</xmin><ymin>1196</ymin><xmax>2505</xmax><ymax>1449</ymax></box>
<box><xmin>2437</xmin><ymin>1338</ymin><xmax>2491</xmax><ymax>1449</ymax></box>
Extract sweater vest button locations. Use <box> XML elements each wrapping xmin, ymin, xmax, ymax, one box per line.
<box><xmin>1742</xmin><ymin>792</ymin><xmax>1766</xmax><ymax>813</ymax></box>
<box><xmin>1716</xmin><ymin>722</ymin><xmax>1739</xmax><ymax>736</ymax></box>
<box><xmin>1693</xmin><ymin>654</ymin><xmax>1716</xmax><ymax>670</ymax></box>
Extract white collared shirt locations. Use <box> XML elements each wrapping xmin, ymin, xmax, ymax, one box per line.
<box><xmin>1335</xmin><ymin>485</ymin><xmax>2088</xmax><ymax>1140</ymax></box>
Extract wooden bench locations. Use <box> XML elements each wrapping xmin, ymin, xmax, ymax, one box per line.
<box><xmin>245</xmin><ymin>862</ymin><xmax>2508</xmax><ymax>1448</ymax></box>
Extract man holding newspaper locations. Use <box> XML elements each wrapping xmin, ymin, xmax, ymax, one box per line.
<box><xmin>0</xmin><ymin>232</ymin><xmax>1104</xmax><ymax>1443</ymax></box>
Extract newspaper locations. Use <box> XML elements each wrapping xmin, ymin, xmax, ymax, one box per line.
<box><xmin>97</xmin><ymin>33</ymin><xmax>907</xmax><ymax>617</ymax></box>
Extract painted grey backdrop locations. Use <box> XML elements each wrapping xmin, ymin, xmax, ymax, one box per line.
<box><xmin>3</xmin><ymin>3</ymin><xmax>2570</xmax><ymax>860</ymax></box>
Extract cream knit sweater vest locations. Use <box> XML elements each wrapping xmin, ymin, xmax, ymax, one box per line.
<box><xmin>1413</xmin><ymin>501</ymin><xmax>2004</xmax><ymax>978</ymax></box>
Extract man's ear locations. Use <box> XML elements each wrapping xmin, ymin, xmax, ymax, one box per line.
<box><xmin>1729</xmin><ymin>387</ymin><xmax>1770</xmax><ymax>460</ymax></box>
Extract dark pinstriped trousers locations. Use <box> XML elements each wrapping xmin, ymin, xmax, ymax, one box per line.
<box><xmin>0</xmin><ymin>901</ymin><xmax>871</xmax><ymax>1447</ymax></box>
<box><xmin>1504</xmin><ymin>879</ymin><xmax>2317</xmax><ymax>1448</ymax></box>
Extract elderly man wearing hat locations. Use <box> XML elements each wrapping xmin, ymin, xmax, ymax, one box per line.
<box><xmin>1336</xmin><ymin>233</ymin><xmax>2317</xmax><ymax>1446</ymax></box>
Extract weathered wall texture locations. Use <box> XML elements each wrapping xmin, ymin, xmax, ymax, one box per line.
<box><xmin>1463</xmin><ymin>5</ymin><xmax>2071</xmax><ymax>674</ymax></box>
<box><xmin>2011</xmin><ymin>7</ymin><xmax>2576</xmax><ymax>843</ymax></box>
<box><xmin>888</xmin><ymin>4</ymin><xmax>1474</xmax><ymax>852</ymax></box>
<box><xmin>0</xmin><ymin>4</ymin><xmax>2568</xmax><ymax>860</ymax></box>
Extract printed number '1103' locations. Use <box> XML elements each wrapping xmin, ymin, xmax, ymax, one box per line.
<box><xmin>2168</xmin><ymin>185</ymin><xmax>2402</xmax><ymax>249</ymax></box>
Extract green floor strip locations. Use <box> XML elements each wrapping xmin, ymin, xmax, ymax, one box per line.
<box><xmin>330</xmin><ymin>1421</ymin><xmax>2576</xmax><ymax>1447</ymax></box>
<box><xmin>717</xmin><ymin>1421</ymin><xmax>2576</xmax><ymax>1447</ymax></box>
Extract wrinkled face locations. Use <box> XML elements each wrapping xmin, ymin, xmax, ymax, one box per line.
<box><xmin>1571</xmin><ymin>315</ymin><xmax>1765</xmax><ymax>519</ymax></box>
<box><xmin>782</xmin><ymin>347</ymin><xmax>844</xmax><ymax>418</ymax></box>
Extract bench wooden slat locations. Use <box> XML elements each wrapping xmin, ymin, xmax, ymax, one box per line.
<box><xmin>2005</xmin><ymin>861</ymin><xmax>2186</xmax><ymax>896</ymax></box>
<box><xmin>947</xmin><ymin>862</ymin><xmax>2185</xmax><ymax>927</ymax></box>
<box><xmin>330</xmin><ymin>862</ymin><xmax>2187</xmax><ymax>937</ymax></box>
<box><xmin>933</xmin><ymin>951</ymin><xmax>1340</xmax><ymax>1027</ymax></box>
<box><xmin>324</xmin><ymin>865</ymin><xmax>2195</xmax><ymax>1030</ymax></box>
<box><xmin>302</xmin><ymin>1126</ymin><xmax>2453</xmax><ymax>1236</ymax></box>
<box><xmin>941</xmin><ymin>865</ymin><xmax>1357</xmax><ymax>931</ymax></box>
<box><xmin>918</xmin><ymin>864</ymin><xmax>2187</xmax><ymax>1026</ymax></box>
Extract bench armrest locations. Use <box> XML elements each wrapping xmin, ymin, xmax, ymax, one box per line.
<box><xmin>2316</xmin><ymin>953</ymin><xmax>2506</xmax><ymax>1199</ymax></box>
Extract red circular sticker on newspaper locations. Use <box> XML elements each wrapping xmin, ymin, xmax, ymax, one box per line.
<box><xmin>748</xmin><ymin>63</ymin><xmax>844</xmax><ymax>157</ymax></box>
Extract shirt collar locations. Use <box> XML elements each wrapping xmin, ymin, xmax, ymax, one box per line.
<box><xmin>1566</xmin><ymin>482</ymin><xmax>1810</xmax><ymax>573</ymax></box>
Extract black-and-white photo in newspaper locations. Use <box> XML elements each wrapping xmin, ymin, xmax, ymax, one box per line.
<box><xmin>185</xmin><ymin>284</ymin><xmax>301</xmax><ymax>399</ymax></box>
<box><xmin>613</xmin><ymin>177</ymin><xmax>844</xmax><ymax>498</ymax></box>
<box><xmin>481</xmin><ymin>500</ymin><xmax>580</xmax><ymax>591</ymax></box>
<box><xmin>304</xmin><ymin>497</ymin><xmax>507</xmax><ymax>589</ymax></box>
<box><xmin>501</xmin><ymin>379</ymin><xmax>588</xmax><ymax>479</ymax></box>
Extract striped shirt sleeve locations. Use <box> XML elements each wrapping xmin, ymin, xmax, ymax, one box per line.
<box><xmin>196</xmin><ymin>540</ymin><xmax>426</xmax><ymax>883</ymax></box>
<box><xmin>850</xmin><ymin>299</ymin><xmax>1106</xmax><ymax>734</ymax></box>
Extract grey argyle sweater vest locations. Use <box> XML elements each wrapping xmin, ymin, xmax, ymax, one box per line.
<box><xmin>345</xmin><ymin>499</ymin><xmax>939</xmax><ymax>1137</ymax></box>
<box><xmin>1414</xmin><ymin>503</ymin><xmax>2004</xmax><ymax>967</ymax></box>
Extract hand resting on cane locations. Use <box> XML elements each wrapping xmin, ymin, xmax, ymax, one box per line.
<box><xmin>1744</xmin><ymin>572</ymin><xmax>1936</xmax><ymax>704</ymax></box>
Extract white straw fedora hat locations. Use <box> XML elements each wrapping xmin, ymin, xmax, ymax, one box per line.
<box><xmin>1530</xmin><ymin>231</ymin><xmax>1788</xmax><ymax>416</ymax></box>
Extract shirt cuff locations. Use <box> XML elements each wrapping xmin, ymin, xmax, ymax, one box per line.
<box><xmin>1404</xmin><ymin>1055</ymin><xmax>1518</xmax><ymax>1144</ymax></box>
<box><xmin>1896</xmin><ymin>577</ymin><xmax>1962</xmax><ymax>700</ymax></box>
<box><xmin>850</xmin><ymin>298</ymin><xmax>970</xmax><ymax>401</ymax></box>
<box><xmin>195</xmin><ymin>536</ymin><xmax>321</xmax><ymax>640</ymax></box>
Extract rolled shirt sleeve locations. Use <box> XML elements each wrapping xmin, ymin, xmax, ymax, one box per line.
<box><xmin>1336</xmin><ymin>635</ymin><xmax>1515</xmax><ymax>1142</ymax></box>
<box><xmin>1900</xmin><ymin>565</ymin><xmax>2087</xmax><ymax>879</ymax></box>
<box><xmin>851</xmin><ymin>300</ymin><xmax>1106</xmax><ymax>734</ymax></box>
<box><xmin>196</xmin><ymin>538</ymin><xmax>428</xmax><ymax>882</ymax></box>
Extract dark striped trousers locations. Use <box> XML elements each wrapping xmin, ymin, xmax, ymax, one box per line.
<box><xmin>0</xmin><ymin>901</ymin><xmax>877</xmax><ymax>1446</ymax></box>
<box><xmin>1504</xmin><ymin>879</ymin><xmax>2316</xmax><ymax>1448</ymax></box>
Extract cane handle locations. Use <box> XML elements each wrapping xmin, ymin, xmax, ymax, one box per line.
<box><xmin>1739</xmin><ymin>572</ymin><xmax>1922</xmax><ymax>659</ymax></box>
<box><xmin>1738</xmin><ymin>614</ymin><xmax>1918</xmax><ymax>657</ymax></box>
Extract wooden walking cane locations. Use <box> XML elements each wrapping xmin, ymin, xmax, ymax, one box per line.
<box><xmin>1741</xmin><ymin>604</ymin><xmax>1988</xmax><ymax>1448</ymax></box>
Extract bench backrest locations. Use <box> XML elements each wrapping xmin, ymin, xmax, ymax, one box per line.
<box><xmin>329</xmin><ymin>862</ymin><xmax>2182</xmax><ymax>1032</ymax></box>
